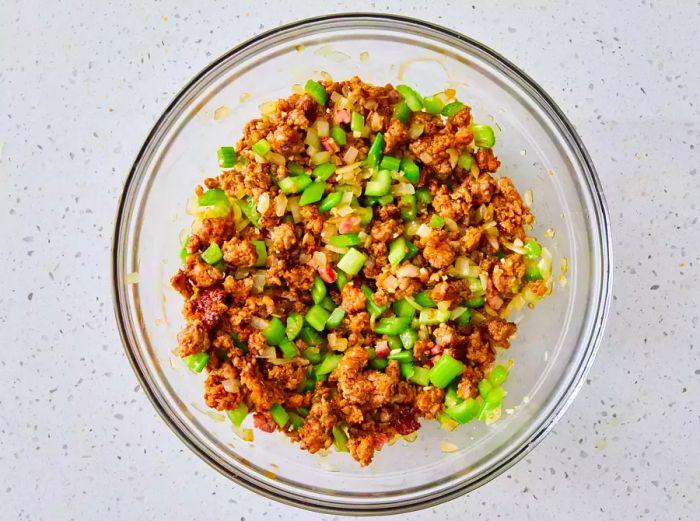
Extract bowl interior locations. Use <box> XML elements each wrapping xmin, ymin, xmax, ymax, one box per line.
<box><xmin>115</xmin><ymin>16</ymin><xmax>608</xmax><ymax>512</ymax></box>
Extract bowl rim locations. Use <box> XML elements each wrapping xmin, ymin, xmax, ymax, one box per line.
<box><xmin>112</xmin><ymin>12</ymin><xmax>613</xmax><ymax>515</ymax></box>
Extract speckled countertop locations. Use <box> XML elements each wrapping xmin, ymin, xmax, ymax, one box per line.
<box><xmin>1</xmin><ymin>1</ymin><xmax>698</xmax><ymax>520</ymax></box>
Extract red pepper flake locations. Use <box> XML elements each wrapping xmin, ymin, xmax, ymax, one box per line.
<box><xmin>317</xmin><ymin>264</ymin><xmax>337</xmax><ymax>283</ymax></box>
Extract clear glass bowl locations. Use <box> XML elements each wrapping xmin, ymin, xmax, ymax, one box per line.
<box><xmin>112</xmin><ymin>14</ymin><xmax>612</xmax><ymax>514</ymax></box>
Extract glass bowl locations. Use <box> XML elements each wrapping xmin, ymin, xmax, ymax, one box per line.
<box><xmin>112</xmin><ymin>13</ymin><xmax>612</xmax><ymax>515</ymax></box>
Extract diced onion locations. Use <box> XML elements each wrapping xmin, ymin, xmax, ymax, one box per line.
<box><xmin>256</xmin><ymin>192</ymin><xmax>270</xmax><ymax>214</ymax></box>
<box><xmin>234</xmin><ymin>268</ymin><xmax>250</xmax><ymax>280</ymax></box>
<box><xmin>409</xmin><ymin>123</ymin><xmax>424</xmax><ymax>139</ymax></box>
<box><xmin>336</xmin><ymin>161</ymin><xmax>361</xmax><ymax>175</ymax></box>
<box><xmin>311</xmin><ymin>151</ymin><xmax>331</xmax><ymax>165</ymax></box>
<box><xmin>316</xmin><ymin>119</ymin><xmax>330</xmax><ymax>137</ymax></box>
<box><xmin>341</xmin><ymin>191</ymin><xmax>354</xmax><ymax>205</ymax></box>
<box><xmin>258</xmin><ymin>100</ymin><xmax>277</xmax><ymax>115</ymax></box>
<box><xmin>524</xmin><ymin>189</ymin><xmax>533</xmax><ymax>207</ymax></box>
<box><xmin>222</xmin><ymin>378</ymin><xmax>240</xmax><ymax>393</ymax></box>
<box><xmin>503</xmin><ymin>240</ymin><xmax>526</xmax><ymax>255</ymax></box>
<box><xmin>416</xmin><ymin>224</ymin><xmax>431</xmax><ymax>238</ymax></box>
<box><xmin>486</xmin><ymin>234</ymin><xmax>500</xmax><ymax>250</ymax></box>
<box><xmin>451</xmin><ymin>307</ymin><xmax>467</xmax><ymax>320</ymax></box>
<box><xmin>288</xmin><ymin>197</ymin><xmax>301</xmax><ymax>223</ymax></box>
<box><xmin>251</xmin><ymin>317</ymin><xmax>268</xmax><ymax>330</ymax></box>
<box><xmin>274</xmin><ymin>193</ymin><xmax>288</xmax><ymax>217</ymax></box>
<box><xmin>305</xmin><ymin>127</ymin><xmax>319</xmax><ymax>146</ymax></box>
<box><xmin>447</xmin><ymin>148</ymin><xmax>458</xmax><ymax>169</ymax></box>
<box><xmin>404</xmin><ymin>296</ymin><xmax>423</xmax><ymax>311</ymax></box>
<box><xmin>325</xmin><ymin>245</ymin><xmax>348</xmax><ymax>254</ymax></box>
<box><xmin>437</xmin><ymin>300</ymin><xmax>451</xmax><ymax>312</ymax></box>
<box><xmin>404</xmin><ymin>220</ymin><xmax>420</xmax><ymax>237</ymax></box>
<box><xmin>479</xmin><ymin>272</ymin><xmax>488</xmax><ymax>292</ymax></box>
<box><xmin>444</xmin><ymin>217</ymin><xmax>459</xmax><ymax>232</ymax></box>
<box><xmin>484</xmin><ymin>226</ymin><xmax>498</xmax><ymax>238</ymax></box>
<box><xmin>419</xmin><ymin>152</ymin><xmax>433</xmax><ymax>164</ymax></box>
<box><xmin>440</xmin><ymin>441</ymin><xmax>459</xmax><ymax>453</ymax></box>
<box><xmin>451</xmin><ymin>256</ymin><xmax>472</xmax><ymax>278</ymax></box>
<box><xmin>311</xmin><ymin>251</ymin><xmax>327</xmax><ymax>267</ymax></box>
<box><xmin>392</xmin><ymin>183</ymin><xmax>415</xmax><ymax>196</ymax></box>
<box><xmin>439</xmin><ymin>417</ymin><xmax>458</xmax><ymax>432</ymax></box>
<box><xmin>330</xmin><ymin>91</ymin><xmax>342</xmax><ymax>103</ymax></box>
<box><xmin>256</xmin><ymin>346</ymin><xmax>277</xmax><ymax>359</ymax></box>
<box><xmin>396</xmin><ymin>264</ymin><xmax>419</xmax><ymax>278</ymax></box>
<box><xmin>482</xmin><ymin>220</ymin><xmax>497</xmax><ymax>230</ymax></box>
<box><xmin>544</xmin><ymin>228</ymin><xmax>555</xmax><ymax>239</ymax></box>
<box><xmin>522</xmin><ymin>287</ymin><xmax>539</xmax><ymax>304</ymax></box>
<box><xmin>252</xmin><ymin>272</ymin><xmax>266</xmax><ymax>293</ymax></box>
<box><xmin>267</xmin><ymin>152</ymin><xmax>286</xmax><ymax>166</ymax></box>
<box><xmin>186</xmin><ymin>195</ymin><xmax>200</xmax><ymax>216</ymax></box>
<box><xmin>343</xmin><ymin>146</ymin><xmax>359</xmax><ymax>163</ymax></box>
<box><xmin>382</xmin><ymin>275</ymin><xmax>399</xmax><ymax>293</ymax></box>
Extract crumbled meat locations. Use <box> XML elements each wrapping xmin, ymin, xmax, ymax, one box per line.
<box><xmin>196</xmin><ymin>215</ymin><xmax>236</xmax><ymax>246</ymax></box>
<box><xmin>369</xmin><ymin>219</ymin><xmax>402</xmax><ymax>243</ymax></box>
<box><xmin>415</xmin><ymin>387</ymin><xmax>445</xmax><ymax>419</ymax></box>
<box><xmin>222</xmin><ymin>237</ymin><xmax>258</xmax><ymax>267</ymax></box>
<box><xmin>457</xmin><ymin>366</ymin><xmax>481</xmax><ymax>399</ymax></box>
<box><xmin>223</xmin><ymin>275</ymin><xmax>253</xmax><ymax>305</ymax></box>
<box><xmin>269</xmin><ymin>222</ymin><xmax>297</xmax><ymax>254</ymax></box>
<box><xmin>267</xmin><ymin>363</ymin><xmax>307</xmax><ymax>390</ymax></box>
<box><xmin>413</xmin><ymin>339</ymin><xmax>435</xmax><ymax>362</ymax></box>
<box><xmin>184</xmin><ymin>255</ymin><xmax>223</xmax><ymax>288</ymax></box>
<box><xmin>475</xmin><ymin>148</ymin><xmax>501</xmax><ymax>173</ymax></box>
<box><xmin>347</xmin><ymin>434</ymin><xmax>375</xmax><ymax>467</ymax></box>
<box><xmin>343</xmin><ymin>312</ymin><xmax>376</xmax><ymax>347</ymax></box>
<box><xmin>429</xmin><ymin>279</ymin><xmax>469</xmax><ymax>303</ymax></box>
<box><xmin>384</xmin><ymin>119</ymin><xmax>410</xmax><ymax>153</ymax></box>
<box><xmin>170</xmin><ymin>77</ymin><xmax>550</xmax><ymax>467</ymax></box>
<box><xmin>283</xmin><ymin>265</ymin><xmax>315</xmax><ymax>293</ymax></box>
<box><xmin>492</xmin><ymin>177</ymin><xmax>533</xmax><ymax>239</ymax></box>
<box><xmin>460</xmin><ymin>226</ymin><xmax>483</xmax><ymax>253</ymax></box>
<box><xmin>491</xmin><ymin>254</ymin><xmax>526</xmax><ymax>295</ymax></box>
<box><xmin>431</xmin><ymin>183</ymin><xmax>472</xmax><ymax>222</ymax></box>
<box><xmin>269</xmin><ymin>124</ymin><xmax>305</xmax><ymax>156</ymax></box>
<box><xmin>466</xmin><ymin>329</ymin><xmax>495</xmax><ymax>366</ymax></box>
<box><xmin>484</xmin><ymin>317</ymin><xmax>517</xmax><ymax>348</ymax></box>
<box><xmin>466</xmin><ymin>173</ymin><xmax>496</xmax><ymax>205</ymax></box>
<box><xmin>253</xmin><ymin>412</ymin><xmax>277</xmax><ymax>433</ymax></box>
<box><xmin>298</xmin><ymin>388</ymin><xmax>336</xmax><ymax>453</ymax></box>
<box><xmin>240</xmin><ymin>362</ymin><xmax>285</xmax><ymax>410</ymax></box>
<box><xmin>341</xmin><ymin>283</ymin><xmax>366</xmax><ymax>314</ymax></box>
<box><xmin>171</xmin><ymin>269</ymin><xmax>193</xmax><ymax>299</ymax></box>
<box><xmin>203</xmin><ymin>362</ymin><xmax>241</xmax><ymax>410</ymax></box>
<box><xmin>176</xmin><ymin>320</ymin><xmax>210</xmax><ymax>357</ymax></box>
<box><xmin>299</xmin><ymin>206</ymin><xmax>324</xmax><ymax>236</ymax></box>
<box><xmin>423</xmin><ymin>230</ymin><xmax>455</xmax><ymax>269</ymax></box>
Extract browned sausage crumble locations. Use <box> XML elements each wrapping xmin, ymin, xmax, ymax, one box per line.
<box><xmin>171</xmin><ymin>77</ymin><xmax>552</xmax><ymax>467</ymax></box>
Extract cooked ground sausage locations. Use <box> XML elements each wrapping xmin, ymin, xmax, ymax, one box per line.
<box><xmin>171</xmin><ymin>77</ymin><xmax>551</xmax><ymax>467</ymax></box>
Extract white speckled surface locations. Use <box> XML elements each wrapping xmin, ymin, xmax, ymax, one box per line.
<box><xmin>1</xmin><ymin>1</ymin><xmax>698</xmax><ymax>519</ymax></box>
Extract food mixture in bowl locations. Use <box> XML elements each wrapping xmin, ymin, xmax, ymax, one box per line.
<box><xmin>170</xmin><ymin>77</ymin><xmax>552</xmax><ymax>466</ymax></box>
